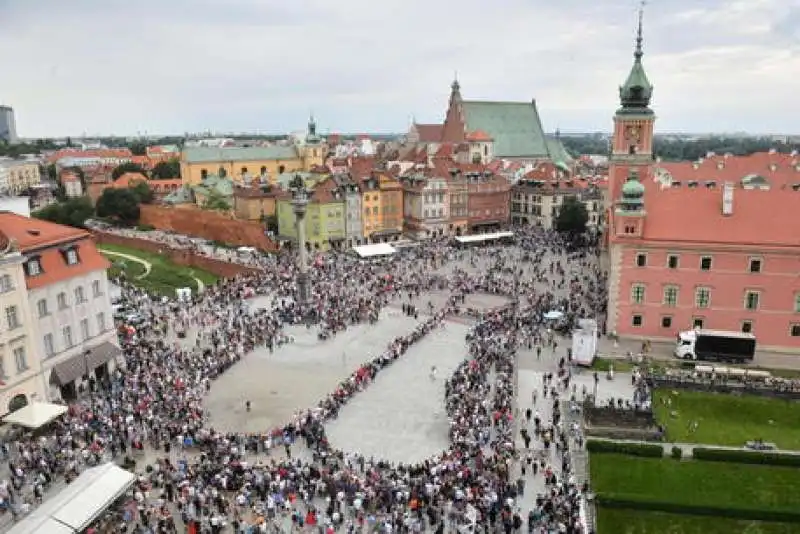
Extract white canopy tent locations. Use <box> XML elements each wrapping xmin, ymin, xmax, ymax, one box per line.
<box><xmin>352</xmin><ymin>243</ymin><xmax>397</xmax><ymax>258</ymax></box>
<box><xmin>8</xmin><ymin>463</ymin><xmax>136</xmax><ymax>534</ymax></box>
<box><xmin>3</xmin><ymin>402</ymin><xmax>67</xmax><ymax>430</ymax></box>
<box><xmin>454</xmin><ymin>231</ymin><xmax>514</xmax><ymax>244</ymax></box>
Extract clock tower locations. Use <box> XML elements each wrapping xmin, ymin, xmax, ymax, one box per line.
<box><xmin>609</xmin><ymin>4</ymin><xmax>655</xmax><ymax>204</ymax></box>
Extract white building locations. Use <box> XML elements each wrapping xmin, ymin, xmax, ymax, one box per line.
<box><xmin>0</xmin><ymin>196</ymin><xmax>31</xmax><ymax>217</ymax></box>
<box><xmin>0</xmin><ymin>212</ymin><xmax>120</xmax><ymax>403</ymax></box>
<box><xmin>0</xmin><ymin>159</ymin><xmax>41</xmax><ymax>195</ymax></box>
<box><xmin>401</xmin><ymin>171</ymin><xmax>450</xmax><ymax>239</ymax></box>
<box><xmin>0</xmin><ymin>236</ymin><xmax>43</xmax><ymax>415</ymax></box>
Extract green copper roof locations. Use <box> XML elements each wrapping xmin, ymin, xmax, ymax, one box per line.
<box><xmin>462</xmin><ymin>101</ymin><xmax>550</xmax><ymax>158</ymax></box>
<box><xmin>194</xmin><ymin>174</ymin><xmax>234</xmax><ymax>197</ymax></box>
<box><xmin>545</xmin><ymin>136</ymin><xmax>573</xmax><ymax>164</ymax></box>
<box><xmin>184</xmin><ymin>145</ymin><xmax>299</xmax><ymax>163</ymax></box>
<box><xmin>619</xmin><ymin>8</ymin><xmax>653</xmax><ymax>110</ymax></box>
<box><xmin>622</xmin><ymin>178</ymin><xmax>645</xmax><ymax>197</ymax></box>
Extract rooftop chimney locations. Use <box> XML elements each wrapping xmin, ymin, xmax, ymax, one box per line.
<box><xmin>722</xmin><ymin>181</ymin><xmax>734</xmax><ymax>216</ymax></box>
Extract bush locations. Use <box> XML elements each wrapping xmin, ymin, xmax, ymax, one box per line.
<box><xmin>136</xmin><ymin>224</ymin><xmax>155</xmax><ymax>231</ymax></box>
<box><xmin>671</xmin><ymin>446</ymin><xmax>683</xmax><ymax>459</ymax></box>
<box><xmin>595</xmin><ymin>493</ymin><xmax>800</xmax><ymax>523</ymax></box>
<box><xmin>587</xmin><ymin>439</ymin><xmax>664</xmax><ymax>458</ymax></box>
<box><xmin>693</xmin><ymin>447</ymin><xmax>800</xmax><ymax>467</ymax></box>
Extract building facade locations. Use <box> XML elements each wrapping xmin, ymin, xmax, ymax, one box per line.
<box><xmin>466</xmin><ymin>170</ymin><xmax>511</xmax><ymax>232</ymax></box>
<box><xmin>0</xmin><ymin>160</ymin><xmax>41</xmax><ymax>195</ymax></box>
<box><xmin>359</xmin><ymin>171</ymin><xmax>403</xmax><ymax>243</ymax></box>
<box><xmin>275</xmin><ymin>177</ymin><xmax>346</xmax><ymax>251</ymax></box>
<box><xmin>332</xmin><ymin>174</ymin><xmax>363</xmax><ymax>248</ymax></box>
<box><xmin>511</xmin><ymin>178</ymin><xmax>604</xmax><ymax>230</ymax></box>
<box><xmin>605</xmin><ymin>14</ymin><xmax>800</xmax><ymax>352</ymax></box>
<box><xmin>0</xmin><ymin>212</ymin><xmax>121</xmax><ymax>402</ymax></box>
<box><xmin>180</xmin><ymin>119</ymin><xmax>326</xmax><ymax>185</ymax></box>
<box><xmin>0</xmin><ymin>235</ymin><xmax>43</xmax><ymax>415</ymax></box>
<box><xmin>401</xmin><ymin>169</ymin><xmax>450</xmax><ymax>239</ymax></box>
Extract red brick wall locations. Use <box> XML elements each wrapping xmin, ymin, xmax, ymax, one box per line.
<box><xmin>91</xmin><ymin>231</ymin><xmax>262</xmax><ymax>278</ymax></box>
<box><xmin>139</xmin><ymin>204</ymin><xmax>278</xmax><ymax>252</ymax></box>
<box><xmin>467</xmin><ymin>186</ymin><xmax>511</xmax><ymax>226</ymax></box>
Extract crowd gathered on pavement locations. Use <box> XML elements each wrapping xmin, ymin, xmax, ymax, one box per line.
<box><xmin>0</xmin><ymin>225</ymin><xmax>608</xmax><ymax>533</ymax></box>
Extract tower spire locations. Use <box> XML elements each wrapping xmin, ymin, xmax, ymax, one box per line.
<box><xmin>635</xmin><ymin>1</ymin><xmax>645</xmax><ymax>61</ymax></box>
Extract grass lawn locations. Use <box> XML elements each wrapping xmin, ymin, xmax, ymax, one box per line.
<box><xmin>596</xmin><ymin>508</ymin><xmax>799</xmax><ymax>534</ymax></box>
<box><xmin>590</xmin><ymin>453</ymin><xmax>800</xmax><ymax>514</ymax></box>
<box><xmin>99</xmin><ymin>244</ymin><xmax>219</xmax><ymax>297</ymax></box>
<box><xmin>653</xmin><ymin>389</ymin><xmax>800</xmax><ymax>449</ymax></box>
<box><xmin>106</xmin><ymin>256</ymin><xmax>146</xmax><ymax>280</ymax></box>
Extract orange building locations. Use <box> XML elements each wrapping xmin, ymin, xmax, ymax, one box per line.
<box><xmin>605</xmin><ymin>15</ymin><xmax>800</xmax><ymax>353</ymax></box>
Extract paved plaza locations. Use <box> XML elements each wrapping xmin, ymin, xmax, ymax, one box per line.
<box><xmin>205</xmin><ymin>308</ymin><xmax>424</xmax><ymax>434</ymax></box>
<box><xmin>325</xmin><ymin>321</ymin><xmax>471</xmax><ymax>464</ymax></box>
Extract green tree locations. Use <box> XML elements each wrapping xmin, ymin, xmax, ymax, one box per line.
<box><xmin>262</xmin><ymin>214</ymin><xmax>278</xmax><ymax>232</ymax></box>
<box><xmin>554</xmin><ymin>196</ymin><xmax>589</xmax><ymax>237</ymax></box>
<box><xmin>32</xmin><ymin>197</ymin><xmax>94</xmax><ymax>228</ymax></box>
<box><xmin>45</xmin><ymin>163</ymin><xmax>57</xmax><ymax>182</ymax></box>
<box><xmin>96</xmin><ymin>188</ymin><xmax>141</xmax><ymax>225</ymax></box>
<box><xmin>129</xmin><ymin>141</ymin><xmax>147</xmax><ymax>156</ymax></box>
<box><xmin>202</xmin><ymin>191</ymin><xmax>231</xmax><ymax>211</ymax></box>
<box><xmin>130</xmin><ymin>181</ymin><xmax>154</xmax><ymax>204</ymax></box>
<box><xmin>112</xmin><ymin>162</ymin><xmax>148</xmax><ymax>181</ymax></box>
<box><xmin>150</xmin><ymin>158</ymin><xmax>181</xmax><ymax>179</ymax></box>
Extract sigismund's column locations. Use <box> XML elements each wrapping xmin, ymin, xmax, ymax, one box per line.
<box><xmin>291</xmin><ymin>182</ymin><xmax>312</xmax><ymax>316</ymax></box>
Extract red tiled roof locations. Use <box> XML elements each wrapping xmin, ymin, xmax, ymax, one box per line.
<box><xmin>466</xmin><ymin>130</ymin><xmax>492</xmax><ymax>142</ymax></box>
<box><xmin>0</xmin><ymin>212</ymin><xmax>110</xmax><ymax>289</ymax></box>
<box><xmin>433</xmin><ymin>144</ymin><xmax>454</xmax><ymax>159</ymax></box>
<box><xmin>657</xmin><ymin>152</ymin><xmax>800</xmax><ymax>189</ymax></box>
<box><xmin>112</xmin><ymin>172</ymin><xmax>148</xmax><ymax>188</ymax></box>
<box><xmin>636</xmin><ymin>181</ymin><xmax>800</xmax><ymax>247</ymax></box>
<box><xmin>413</xmin><ymin>124</ymin><xmax>443</xmax><ymax>143</ymax></box>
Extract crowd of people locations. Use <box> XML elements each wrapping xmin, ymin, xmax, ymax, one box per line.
<box><xmin>0</xmin><ymin>226</ymin><xmax>606</xmax><ymax>533</ymax></box>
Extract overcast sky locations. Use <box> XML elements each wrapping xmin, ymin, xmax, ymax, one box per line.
<box><xmin>1</xmin><ymin>0</ymin><xmax>798</xmax><ymax>138</ymax></box>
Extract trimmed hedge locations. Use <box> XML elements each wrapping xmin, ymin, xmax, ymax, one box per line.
<box><xmin>596</xmin><ymin>493</ymin><xmax>800</xmax><ymax>523</ymax></box>
<box><xmin>671</xmin><ymin>446</ymin><xmax>682</xmax><ymax>459</ymax></box>
<box><xmin>693</xmin><ymin>447</ymin><xmax>800</xmax><ymax>467</ymax></box>
<box><xmin>587</xmin><ymin>439</ymin><xmax>664</xmax><ymax>458</ymax></box>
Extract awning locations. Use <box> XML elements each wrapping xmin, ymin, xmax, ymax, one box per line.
<box><xmin>7</xmin><ymin>463</ymin><xmax>136</xmax><ymax>534</ymax></box>
<box><xmin>3</xmin><ymin>402</ymin><xmax>67</xmax><ymax>429</ymax></box>
<box><xmin>50</xmin><ymin>342</ymin><xmax>121</xmax><ymax>386</ymax></box>
<box><xmin>370</xmin><ymin>229</ymin><xmax>401</xmax><ymax>236</ymax></box>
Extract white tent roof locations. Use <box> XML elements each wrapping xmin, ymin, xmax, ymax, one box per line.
<box><xmin>454</xmin><ymin>231</ymin><xmax>514</xmax><ymax>244</ymax></box>
<box><xmin>8</xmin><ymin>463</ymin><xmax>136</xmax><ymax>534</ymax></box>
<box><xmin>352</xmin><ymin>243</ymin><xmax>397</xmax><ymax>258</ymax></box>
<box><xmin>3</xmin><ymin>402</ymin><xmax>67</xmax><ymax>429</ymax></box>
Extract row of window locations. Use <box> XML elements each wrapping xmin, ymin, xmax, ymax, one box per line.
<box><xmin>36</xmin><ymin>282</ymin><xmax>104</xmax><ymax>318</ymax></box>
<box><xmin>26</xmin><ymin>247</ymin><xmax>82</xmax><ymax>277</ymax></box>
<box><xmin>630</xmin><ymin>284</ymin><xmax>776</xmax><ymax>311</ymax></box>
<box><xmin>0</xmin><ymin>274</ymin><xmax>14</xmax><ymax>293</ymax></box>
<box><xmin>629</xmin><ymin>314</ymin><xmax>800</xmax><ymax>337</ymax></box>
<box><xmin>635</xmin><ymin>253</ymin><xmax>764</xmax><ymax>273</ymax></box>
<box><xmin>42</xmin><ymin>313</ymin><xmax>107</xmax><ymax>358</ymax></box>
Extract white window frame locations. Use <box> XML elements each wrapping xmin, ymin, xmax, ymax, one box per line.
<box><xmin>13</xmin><ymin>347</ymin><xmax>27</xmax><ymax>373</ymax></box>
<box><xmin>630</xmin><ymin>284</ymin><xmax>646</xmax><ymax>305</ymax></box>
<box><xmin>700</xmin><ymin>255</ymin><xmax>713</xmax><ymax>271</ymax></box>
<box><xmin>695</xmin><ymin>287</ymin><xmax>711</xmax><ymax>309</ymax></box>
<box><xmin>744</xmin><ymin>290</ymin><xmax>760</xmax><ymax>311</ymax></box>
<box><xmin>635</xmin><ymin>252</ymin><xmax>647</xmax><ymax>267</ymax></box>
<box><xmin>749</xmin><ymin>257</ymin><xmax>762</xmax><ymax>274</ymax></box>
<box><xmin>663</xmin><ymin>285</ymin><xmax>679</xmax><ymax>307</ymax></box>
<box><xmin>43</xmin><ymin>333</ymin><xmax>55</xmax><ymax>357</ymax></box>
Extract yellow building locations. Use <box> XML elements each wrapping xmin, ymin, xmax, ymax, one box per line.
<box><xmin>180</xmin><ymin>117</ymin><xmax>326</xmax><ymax>185</ymax></box>
<box><xmin>0</xmin><ymin>160</ymin><xmax>41</xmax><ymax>195</ymax></box>
<box><xmin>359</xmin><ymin>171</ymin><xmax>404</xmax><ymax>242</ymax></box>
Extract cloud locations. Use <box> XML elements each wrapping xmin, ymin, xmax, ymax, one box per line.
<box><xmin>0</xmin><ymin>0</ymin><xmax>797</xmax><ymax>136</ymax></box>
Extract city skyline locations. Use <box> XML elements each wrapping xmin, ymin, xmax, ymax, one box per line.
<box><xmin>1</xmin><ymin>0</ymin><xmax>799</xmax><ymax>138</ymax></box>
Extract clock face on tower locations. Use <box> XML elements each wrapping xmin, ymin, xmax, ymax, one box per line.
<box><xmin>626</xmin><ymin>125</ymin><xmax>641</xmax><ymax>142</ymax></box>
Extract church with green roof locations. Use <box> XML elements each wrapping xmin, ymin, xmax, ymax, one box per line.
<box><xmin>437</xmin><ymin>79</ymin><xmax>571</xmax><ymax>164</ymax></box>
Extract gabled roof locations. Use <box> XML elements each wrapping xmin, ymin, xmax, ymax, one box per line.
<box><xmin>462</xmin><ymin>100</ymin><xmax>550</xmax><ymax>158</ymax></box>
<box><xmin>183</xmin><ymin>145</ymin><xmax>299</xmax><ymax>163</ymax></box>
<box><xmin>413</xmin><ymin>124</ymin><xmax>444</xmax><ymax>143</ymax></box>
<box><xmin>0</xmin><ymin>212</ymin><xmax>110</xmax><ymax>289</ymax></box>
<box><xmin>113</xmin><ymin>172</ymin><xmax>147</xmax><ymax>188</ymax></box>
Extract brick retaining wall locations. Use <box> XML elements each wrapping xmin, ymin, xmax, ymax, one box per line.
<box><xmin>92</xmin><ymin>231</ymin><xmax>262</xmax><ymax>279</ymax></box>
<box><xmin>139</xmin><ymin>204</ymin><xmax>278</xmax><ymax>252</ymax></box>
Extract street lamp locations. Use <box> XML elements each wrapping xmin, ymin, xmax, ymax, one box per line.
<box><xmin>290</xmin><ymin>175</ymin><xmax>314</xmax><ymax>323</ymax></box>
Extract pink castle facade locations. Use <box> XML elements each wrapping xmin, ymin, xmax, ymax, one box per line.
<box><xmin>605</xmin><ymin>16</ymin><xmax>800</xmax><ymax>352</ymax></box>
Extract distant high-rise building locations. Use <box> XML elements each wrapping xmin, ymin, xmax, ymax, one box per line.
<box><xmin>0</xmin><ymin>105</ymin><xmax>18</xmax><ymax>145</ymax></box>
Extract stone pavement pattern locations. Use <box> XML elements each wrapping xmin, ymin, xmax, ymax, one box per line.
<box><xmin>325</xmin><ymin>321</ymin><xmax>470</xmax><ymax>464</ymax></box>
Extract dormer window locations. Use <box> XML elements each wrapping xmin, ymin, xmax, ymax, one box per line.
<box><xmin>62</xmin><ymin>246</ymin><xmax>80</xmax><ymax>266</ymax></box>
<box><xmin>26</xmin><ymin>257</ymin><xmax>42</xmax><ymax>276</ymax></box>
